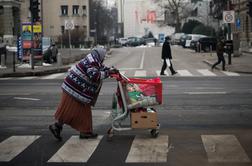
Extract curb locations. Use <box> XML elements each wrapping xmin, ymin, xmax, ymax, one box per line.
<box><xmin>0</xmin><ymin>66</ymin><xmax>71</xmax><ymax>78</ymax></box>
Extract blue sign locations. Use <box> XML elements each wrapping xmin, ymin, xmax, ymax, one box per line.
<box><xmin>158</xmin><ymin>33</ymin><xmax>165</xmax><ymax>43</ymax></box>
<box><xmin>17</xmin><ymin>36</ymin><xmax>23</xmax><ymax>60</ymax></box>
<box><xmin>236</xmin><ymin>18</ymin><xmax>240</xmax><ymax>28</ymax></box>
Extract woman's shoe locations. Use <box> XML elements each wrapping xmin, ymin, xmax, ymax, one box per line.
<box><xmin>79</xmin><ymin>132</ymin><xmax>98</xmax><ymax>139</ymax></box>
<box><xmin>49</xmin><ymin>123</ymin><xmax>62</xmax><ymax>141</ymax></box>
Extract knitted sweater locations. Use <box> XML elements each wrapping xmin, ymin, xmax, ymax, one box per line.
<box><xmin>62</xmin><ymin>53</ymin><xmax>109</xmax><ymax>105</ymax></box>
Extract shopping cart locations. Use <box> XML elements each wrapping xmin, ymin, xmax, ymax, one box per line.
<box><xmin>107</xmin><ymin>72</ymin><xmax>162</xmax><ymax>140</ymax></box>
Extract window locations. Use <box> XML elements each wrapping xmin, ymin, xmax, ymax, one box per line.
<box><xmin>73</xmin><ymin>5</ymin><xmax>79</xmax><ymax>15</ymax></box>
<box><xmin>61</xmin><ymin>6</ymin><xmax>68</xmax><ymax>16</ymax></box>
<box><xmin>82</xmin><ymin>6</ymin><xmax>87</xmax><ymax>16</ymax></box>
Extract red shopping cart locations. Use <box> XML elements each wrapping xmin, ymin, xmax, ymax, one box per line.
<box><xmin>107</xmin><ymin>72</ymin><xmax>162</xmax><ymax>140</ymax></box>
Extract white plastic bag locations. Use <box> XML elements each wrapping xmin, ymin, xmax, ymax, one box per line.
<box><xmin>165</xmin><ymin>59</ymin><xmax>171</xmax><ymax>67</ymax></box>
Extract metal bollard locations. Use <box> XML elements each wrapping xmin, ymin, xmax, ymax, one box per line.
<box><xmin>57</xmin><ymin>53</ymin><xmax>62</xmax><ymax>66</ymax></box>
<box><xmin>1</xmin><ymin>54</ymin><xmax>5</xmax><ymax>67</ymax></box>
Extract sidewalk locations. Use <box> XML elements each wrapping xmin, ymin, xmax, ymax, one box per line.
<box><xmin>201</xmin><ymin>52</ymin><xmax>252</xmax><ymax>74</ymax></box>
<box><xmin>0</xmin><ymin>48</ymin><xmax>90</xmax><ymax>78</ymax></box>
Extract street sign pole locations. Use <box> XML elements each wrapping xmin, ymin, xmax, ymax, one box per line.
<box><xmin>65</xmin><ymin>20</ymin><xmax>74</xmax><ymax>57</ymax></box>
<box><xmin>68</xmin><ymin>30</ymin><xmax>72</xmax><ymax>57</ymax></box>
<box><xmin>227</xmin><ymin>1</ymin><xmax>232</xmax><ymax>64</ymax></box>
<box><xmin>31</xmin><ymin>14</ymin><xmax>34</xmax><ymax>69</ymax></box>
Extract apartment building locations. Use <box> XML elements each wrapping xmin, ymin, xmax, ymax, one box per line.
<box><xmin>42</xmin><ymin>0</ymin><xmax>90</xmax><ymax>42</ymax></box>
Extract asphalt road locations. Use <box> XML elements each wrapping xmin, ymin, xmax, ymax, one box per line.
<box><xmin>0</xmin><ymin>46</ymin><xmax>252</xmax><ymax>166</ymax></box>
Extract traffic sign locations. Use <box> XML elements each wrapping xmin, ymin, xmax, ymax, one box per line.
<box><xmin>64</xmin><ymin>20</ymin><xmax>74</xmax><ymax>30</ymax></box>
<box><xmin>223</xmin><ymin>10</ymin><xmax>235</xmax><ymax>23</ymax></box>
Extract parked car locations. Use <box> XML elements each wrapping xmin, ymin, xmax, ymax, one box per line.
<box><xmin>126</xmin><ymin>37</ymin><xmax>145</xmax><ymax>47</ymax></box>
<box><xmin>144</xmin><ymin>38</ymin><xmax>157</xmax><ymax>47</ymax></box>
<box><xmin>179</xmin><ymin>34</ymin><xmax>188</xmax><ymax>47</ymax></box>
<box><xmin>185</xmin><ymin>34</ymin><xmax>206</xmax><ymax>48</ymax></box>
<box><xmin>171</xmin><ymin>33</ymin><xmax>185</xmax><ymax>45</ymax></box>
<box><xmin>42</xmin><ymin>37</ymin><xmax>58</xmax><ymax>63</ymax></box>
<box><xmin>196</xmin><ymin>37</ymin><xmax>217</xmax><ymax>52</ymax></box>
<box><xmin>118</xmin><ymin>38</ymin><xmax>128</xmax><ymax>46</ymax></box>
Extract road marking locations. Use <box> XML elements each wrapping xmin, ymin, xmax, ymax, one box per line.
<box><xmin>156</xmin><ymin>70</ymin><xmax>169</xmax><ymax>76</ymax></box>
<box><xmin>17</xmin><ymin>76</ymin><xmax>37</xmax><ymax>80</ymax></box>
<box><xmin>14</xmin><ymin>97</ymin><xmax>40</xmax><ymax>101</ymax></box>
<box><xmin>48</xmin><ymin>135</ymin><xmax>102</xmax><ymax>163</ymax></box>
<box><xmin>126</xmin><ymin>135</ymin><xmax>169</xmax><ymax>163</ymax></box>
<box><xmin>197</xmin><ymin>69</ymin><xmax>216</xmax><ymax>76</ymax></box>
<box><xmin>134</xmin><ymin>70</ymin><xmax>146</xmax><ymax>77</ymax></box>
<box><xmin>185</xmin><ymin>92</ymin><xmax>227</xmax><ymax>95</ymax></box>
<box><xmin>40</xmin><ymin>73</ymin><xmax>65</xmax><ymax>79</ymax></box>
<box><xmin>0</xmin><ymin>136</ymin><xmax>40</xmax><ymax>162</ymax></box>
<box><xmin>222</xmin><ymin>71</ymin><xmax>240</xmax><ymax>76</ymax></box>
<box><xmin>177</xmin><ymin>70</ymin><xmax>193</xmax><ymax>76</ymax></box>
<box><xmin>139</xmin><ymin>49</ymin><xmax>145</xmax><ymax>69</ymax></box>
<box><xmin>202</xmin><ymin>135</ymin><xmax>250</xmax><ymax>163</ymax></box>
<box><xmin>0</xmin><ymin>77</ymin><xmax>12</xmax><ymax>80</ymax></box>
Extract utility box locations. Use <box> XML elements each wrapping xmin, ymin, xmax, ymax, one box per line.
<box><xmin>131</xmin><ymin>111</ymin><xmax>157</xmax><ymax>129</ymax></box>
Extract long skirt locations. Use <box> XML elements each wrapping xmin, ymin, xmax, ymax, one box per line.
<box><xmin>54</xmin><ymin>91</ymin><xmax>92</xmax><ymax>132</ymax></box>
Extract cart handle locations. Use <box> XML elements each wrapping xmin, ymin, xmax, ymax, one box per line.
<box><xmin>110</xmin><ymin>72</ymin><xmax>129</xmax><ymax>82</ymax></box>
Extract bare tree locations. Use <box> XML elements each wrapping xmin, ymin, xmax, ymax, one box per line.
<box><xmin>155</xmin><ymin>0</ymin><xmax>192</xmax><ymax>32</ymax></box>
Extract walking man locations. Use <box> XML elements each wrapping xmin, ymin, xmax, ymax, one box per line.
<box><xmin>212</xmin><ymin>38</ymin><xmax>226</xmax><ymax>71</ymax></box>
<box><xmin>160</xmin><ymin>36</ymin><xmax>177</xmax><ymax>75</ymax></box>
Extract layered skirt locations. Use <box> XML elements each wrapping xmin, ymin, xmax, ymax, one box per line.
<box><xmin>54</xmin><ymin>91</ymin><xmax>92</xmax><ymax>132</ymax></box>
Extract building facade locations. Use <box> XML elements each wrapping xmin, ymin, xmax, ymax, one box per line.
<box><xmin>42</xmin><ymin>0</ymin><xmax>90</xmax><ymax>42</ymax></box>
<box><xmin>1</xmin><ymin>0</ymin><xmax>90</xmax><ymax>45</ymax></box>
<box><xmin>119</xmin><ymin>0</ymin><xmax>174</xmax><ymax>38</ymax></box>
<box><xmin>231</xmin><ymin>0</ymin><xmax>252</xmax><ymax>53</ymax></box>
<box><xmin>0</xmin><ymin>0</ymin><xmax>21</xmax><ymax>44</ymax></box>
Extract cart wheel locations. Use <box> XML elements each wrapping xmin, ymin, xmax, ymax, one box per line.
<box><xmin>150</xmin><ymin>129</ymin><xmax>159</xmax><ymax>138</ymax></box>
<box><xmin>107</xmin><ymin>127</ymin><xmax>114</xmax><ymax>141</ymax></box>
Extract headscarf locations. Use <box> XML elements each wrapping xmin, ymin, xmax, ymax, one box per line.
<box><xmin>91</xmin><ymin>47</ymin><xmax>106</xmax><ymax>62</ymax></box>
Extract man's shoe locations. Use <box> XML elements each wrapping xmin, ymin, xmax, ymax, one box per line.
<box><xmin>160</xmin><ymin>72</ymin><xmax>166</xmax><ymax>76</ymax></box>
<box><xmin>79</xmin><ymin>132</ymin><xmax>98</xmax><ymax>139</ymax></box>
<box><xmin>172</xmin><ymin>71</ymin><xmax>178</xmax><ymax>75</ymax></box>
<box><xmin>49</xmin><ymin>123</ymin><xmax>62</xmax><ymax>141</ymax></box>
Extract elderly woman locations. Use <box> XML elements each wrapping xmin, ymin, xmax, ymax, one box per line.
<box><xmin>49</xmin><ymin>48</ymin><xmax>118</xmax><ymax>141</ymax></box>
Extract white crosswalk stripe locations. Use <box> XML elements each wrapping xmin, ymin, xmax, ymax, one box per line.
<box><xmin>0</xmin><ymin>69</ymin><xmax>244</xmax><ymax>80</ymax></box>
<box><xmin>221</xmin><ymin>71</ymin><xmax>240</xmax><ymax>76</ymax></box>
<box><xmin>126</xmin><ymin>135</ymin><xmax>169</xmax><ymax>163</ymax></box>
<box><xmin>197</xmin><ymin>69</ymin><xmax>216</xmax><ymax>76</ymax></box>
<box><xmin>0</xmin><ymin>134</ymin><xmax>251</xmax><ymax>163</ymax></box>
<box><xmin>48</xmin><ymin>135</ymin><xmax>103</xmax><ymax>163</ymax></box>
<box><xmin>0</xmin><ymin>135</ymin><xmax>40</xmax><ymax>162</ymax></box>
<box><xmin>177</xmin><ymin>69</ymin><xmax>193</xmax><ymax>76</ymax></box>
<box><xmin>134</xmin><ymin>70</ymin><xmax>146</xmax><ymax>77</ymax></box>
<box><xmin>202</xmin><ymin>135</ymin><xmax>250</xmax><ymax>163</ymax></box>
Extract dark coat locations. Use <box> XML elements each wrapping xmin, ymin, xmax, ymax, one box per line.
<box><xmin>216</xmin><ymin>40</ymin><xmax>225</xmax><ymax>54</ymax></box>
<box><xmin>162</xmin><ymin>40</ymin><xmax>172</xmax><ymax>59</ymax></box>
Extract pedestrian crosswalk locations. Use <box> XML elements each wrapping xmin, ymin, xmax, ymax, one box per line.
<box><xmin>0</xmin><ymin>69</ymin><xmax>243</xmax><ymax>80</ymax></box>
<box><xmin>0</xmin><ymin>134</ymin><xmax>250</xmax><ymax>164</ymax></box>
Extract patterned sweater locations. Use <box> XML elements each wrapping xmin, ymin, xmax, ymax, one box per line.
<box><xmin>62</xmin><ymin>53</ymin><xmax>109</xmax><ymax>105</ymax></box>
